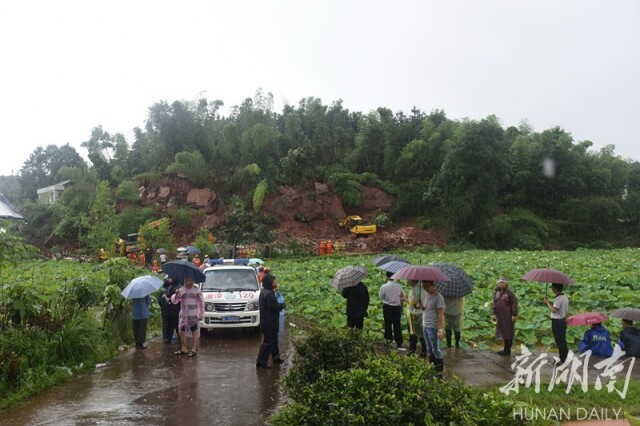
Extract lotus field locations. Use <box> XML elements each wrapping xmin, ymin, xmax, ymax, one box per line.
<box><xmin>269</xmin><ymin>248</ymin><xmax>640</xmax><ymax>351</ymax></box>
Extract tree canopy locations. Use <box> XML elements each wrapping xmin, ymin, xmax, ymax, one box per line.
<box><xmin>5</xmin><ymin>90</ymin><xmax>639</xmax><ymax>250</ymax></box>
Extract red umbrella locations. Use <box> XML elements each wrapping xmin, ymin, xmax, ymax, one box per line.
<box><xmin>390</xmin><ymin>265</ymin><xmax>450</xmax><ymax>282</ymax></box>
<box><xmin>567</xmin><ymin>312</ymin><xmax>608</xmax><ymax>326</ymax></box>
<box><xmin>521</xmin><ymin>268</ymin><xmax>574</xmax><ymax>285</ymax></box>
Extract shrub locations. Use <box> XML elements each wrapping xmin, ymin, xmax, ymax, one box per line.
<box><xmin>115</xmin><ymin>181</ymin><xmax>140</xmax><ymax>203</ymax></box>
<box><xmin>374</xmin><ymin>212</ymin><xmax>391</xmax><ymax>228</ymax></box>
<box><xmin>328</xmin><ymin>172</ymin><xmax>362</xmax><ymax>207</ymax></box>
<box><xmin>272</xmin><ymin>325</ymin><xmax>518</xmax><ymax>426</ymax></box>
<box><xmin>48</xmin><ymin>309</ymin><xmax>103</xmax><ymax>365</ymax></box>
<box><xmin>172</xmin><ymin>207</ymin><xmax>192</xmax><ymax>229</ymax></box>
<box><xmin>281</xmin><ymin>327</ymin><xmax>380</xmax><ymax>397</ymax></box>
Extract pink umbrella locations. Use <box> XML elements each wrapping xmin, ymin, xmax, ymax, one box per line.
<box><xmin>390</xmin><ymin>265</ymin><xmax>450</xmax><ymax>282</ymax></box>
<box><xmin>521</xmin><ymin>268</ymin><xmax>574</xmax><ymax>285</ymax></box>
<box><xmin>521</xmin><ymin>268</ymin><xmax>574</xmax><ymax>297</ymax></box>
<box><xmin>567</xmin><ymin>312</ymin><xmax>608</xmax><ymax>326</ymax></box>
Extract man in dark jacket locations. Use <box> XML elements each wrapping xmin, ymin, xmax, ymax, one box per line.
<box><xmin>256</xmin><ymin>274</ymin><xmax>284</xmax><ymax>369</ymax></box>
<box><xmin>618</xmin><ymin>319</ymin><xmax>640</xmax><ymax>357</ymax></box>
<box><xmin>159</xmin><ymin>275</ymin><xmax>181</xmax><ymax>343</ymax></box>
<box><xmin>341</xmin><ymin>281</ymin><xmax>370</xmax><ymax>330</ymax></box>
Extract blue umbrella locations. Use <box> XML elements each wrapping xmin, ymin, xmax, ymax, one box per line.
<box><xmin>186</xmin><ymin>245</ymin><xmax>201</xmax><ymax>255</ymax></box>
<box><xmin>121</xmin><ymin>275</ymin><xmax>164</xmax><ymax>299</ymax></box>
<box><xmin>248</xmin><ymin>258</ymin><xmax>264</xmax><ymax>265</ymax></box>
<box><xmin>163</xmin><ymin>259</ymin><xmax>206</xmax><ymax>283</ymax></box>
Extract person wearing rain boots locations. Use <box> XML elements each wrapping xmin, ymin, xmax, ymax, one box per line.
<box><xmin>404</xmin><ymin>280</ymin><xmax>427</xmax><ymax>357</ymax></box>
<box><xmin>422</xmin><ymin>280</ymin><xmax>445</xmax><ymax>378</ymax></box>
<box><xmin>492</xmin><ymin>277</ymin><xmax>518</xmax><ymax>355</ymax></box>
<box><xmin>444</xmin><ymin>296</ymin><xmax>464</xmax><ymax>349</ymax></box>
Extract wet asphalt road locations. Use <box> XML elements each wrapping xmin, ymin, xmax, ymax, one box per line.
<box><xmin>3</xmin><ymin>317</ymin><xmax>639</xmax><ymax>425</ymax></box>
<box><xmin>0</xmin><ymin>315</ymin><xmax>290</xmax><ymax>426</ymax></box>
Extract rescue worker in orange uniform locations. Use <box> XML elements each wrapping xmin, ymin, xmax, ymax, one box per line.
<box><xmin>326</xmin><ymin>240</ymin><xmax>333</xmax><ymax>255</ymax></box>
<box><xmin>319</xmin><ymin>240</ymin><xmax>326</xmax><ymax>256</ymax></box>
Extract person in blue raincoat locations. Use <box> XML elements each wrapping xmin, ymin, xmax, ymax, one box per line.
<box><xmin>578</xmin><ymin>323</ymin><xmax>613</xmax><ymax>357</ymax></box>
<box><xmin>132</xmin><ymin>295</ymin><xmax>152</xmax><ymax>349</ymax></box>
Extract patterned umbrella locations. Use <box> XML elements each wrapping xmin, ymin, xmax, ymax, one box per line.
<box><xmin>330</xmin><ymin>265</ymin><xmax>368</xmax><ymax>290</ymax></box>
<box><xmin>430</xmin><ymin>262</ymin><xmax>474</xmax><ymax>298</ymax></box>
<box><xmin>371</xmin><ymin>254</ymin><xmax>409</xmax><ymax>266</ymax></box>
<box><xmin>377</xmin><ymin>260</ymin><xmax>411</xmax><ymax>273</ymax></box>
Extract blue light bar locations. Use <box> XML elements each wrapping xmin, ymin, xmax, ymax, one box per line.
<box><xmin>208</xmin><ymin>258</ymin><xmax>250</xmax><ymax>265</ymax></box>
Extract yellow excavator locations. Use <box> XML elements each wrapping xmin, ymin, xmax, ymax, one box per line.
<box><xmin>118</xmin><ymin>218</ymin><xmax>169</xmax><ymax>256</ymax></box>
<box><xmin>339</xmin><ymin>215</ymin><xmax>377</xmax><ymax>236</ymax></box>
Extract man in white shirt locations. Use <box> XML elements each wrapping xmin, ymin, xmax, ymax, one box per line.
<box><xmin>379</xmin><ymin>271</ymin><xmax>405</xmax><ymax>349</ymax></box>
<box><xmin>544</xmin><ymin>283</ymin><xmax>569</xmax><ymax>363</ymax></box>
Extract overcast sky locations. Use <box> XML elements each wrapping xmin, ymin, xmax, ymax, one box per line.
<box><xmin>1</xmin><ymin>0</ymin><xmax>638</xmax><ymax>176</ymax></box>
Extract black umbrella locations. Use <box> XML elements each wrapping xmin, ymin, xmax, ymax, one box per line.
<box><xmin>162</xmin><ymin>259</ymin><xmax>206</xmax><ymax>283</ymax></box>
<box><xmin>371</xmin><ymin>254</ymin><xmax>409</xmax><ymax>266</ymax></box>
<box><xmin>430</xmin><ymin>262</ymin><xmax>474</xmax><ymax>298</ymax></box>
<box><xmin>610</xmin><ymin>307</ymin><xmax>640</xmax><ymax>322</ymax></box>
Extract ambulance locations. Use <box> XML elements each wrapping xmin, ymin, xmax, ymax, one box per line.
<box><xmin>199</xmin><ymin>259</ymin><xmax>261</xmax><ymax>331</ymax></box>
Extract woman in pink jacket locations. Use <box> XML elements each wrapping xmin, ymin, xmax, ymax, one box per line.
<box><xmin>171</xmin><ymin>275</ymin><xmax>204</xmax><ymax>357</ymax></box>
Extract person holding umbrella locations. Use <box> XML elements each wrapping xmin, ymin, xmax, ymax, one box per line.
<box><xmin>578</xmin><ymin>323</ymin><xmax>613</xmax><ymax>357</ymax></box>
<box><xmin>171</xmin><ymin>275</ymin><xmax>204</xmax><ymax>357</ymax></box>
<box><xmin>610</xmin><ymin>309</ymin><xmax>640</xmax><ymax>357</ymax></box>
<box><xmin>131</xmin><ymin>294</ymin><xmax>152</xmax><ymax>350</ymax></box>
<box><xmin>444</xmin><ymin>296</ymin><xmax>464</xmax><ymax>349</ymax></box>
<box><xmin>422</xmin><ymin>280</ymin><xmax>445</xmax><ymax>376</ymax></box>
<box><xmin>492</xmin><ymin>277</ymin><xmax>518</xmax><ymax>356</ymax></box>
<box><xmin>379</xmin><ymin>271</ymin><xmax>405</xmax><ymax>349</ymax></box>
<box><xmin>122</xmin><ymin>275</ymin><xmax>164</xmax><ymax>350</ymax></box>
<box><xmin>544</xmin><ymin>283</ymin><xmax>569</xmax><ymax>364</ymax></box>
<box><xmin>159</xmin><ymin>275</ymin><xmax>181</xmax><ymax>343</ymax></box>
<box><xmin>341</xmin><ymin>279</ymin><xmax>370</xmax><ymax>330</ymax></box>
<box><xmin>617</xmin><ymin>319</ymin><xmax>640</xmax><ymax>357</ymax></box>
<box><xmin>405</xmin><ymin>280</ymin><xmax>426</xmax><ymax>356</ymax></box>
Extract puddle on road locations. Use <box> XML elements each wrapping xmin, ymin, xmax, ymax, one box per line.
<box><xmin>0</xmin><ymin>315</ymin><xmax>290</xmax><ymax>426</ymax></box>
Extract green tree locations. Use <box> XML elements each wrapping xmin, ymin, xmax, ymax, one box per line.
<box><xmin>81</xmin><ymin>126</ymin><xmax>119</xmax><ymax>183</ymax></box>
<box><xmin>18</xmin><ymin>144</ymin><xmax>85</xmax><ymax>201</ymax></box>
<box><xmin>425</xmin><ymin>116</ymin><xmax>509</xmax><ymax>240</ymax></box>
<box><xmin>165</xmin><ymin>151</ymin><xmax>210</xmax><ymax>187</ymax></box>
<box><xmin>83</xmin><ymin>181</ymin><xmax>118</xmax><ymax>254</ymax></box>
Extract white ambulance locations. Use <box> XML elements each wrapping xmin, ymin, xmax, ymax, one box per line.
<box><xmin>199</xmin><ymin>259</ymin><xmax>261</xmax><ymax>331</ymax></box>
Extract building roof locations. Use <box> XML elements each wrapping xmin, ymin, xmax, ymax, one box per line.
<box><xmin>36</xmin><ymin>179</ymin><xmax>72</xmax><ymax>195</ymax></box>
<box><xmin>0</xmin><ymin>193</ymin><xmax>25</xmax><ymax>221</ymax></box>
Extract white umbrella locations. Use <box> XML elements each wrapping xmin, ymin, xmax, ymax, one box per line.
<box><xmin>122</xmin><ymin>275</ymin><xmax>164</xmax><ymax>299</ymax></box>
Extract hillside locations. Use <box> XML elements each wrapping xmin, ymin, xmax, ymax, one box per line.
<box><xmin>139</xmin><ymin>178</ymin><xmax>447</xmax><ymax>254</ymax></box>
